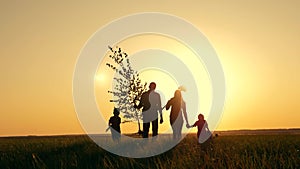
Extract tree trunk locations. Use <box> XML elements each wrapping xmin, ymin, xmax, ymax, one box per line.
<box><xmin>135</xmin><ymin>111</ymin><xmax>143</xmax><ymax>135</ymax></box>
<box><xmin>137</xmin><ymin>118</ymin><xmax>143</xmax><ymax>135</ymax></box>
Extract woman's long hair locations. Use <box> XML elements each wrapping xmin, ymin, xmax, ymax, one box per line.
<box><xmin>174</xmin><ymin>90</ymin><xmax>182</xmax><ymax>103</ymax></box>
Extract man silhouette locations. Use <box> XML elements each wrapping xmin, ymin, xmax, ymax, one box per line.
<box><xmin>135</xmin><ymin>82</ymin><xmax>163</xmax><ymax>138</ymax></box>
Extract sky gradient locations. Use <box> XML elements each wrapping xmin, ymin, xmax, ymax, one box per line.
<box><xmin>1</xmin><ymin>1</ymin><xmax>300</xmax><ymax>136</ymax></box>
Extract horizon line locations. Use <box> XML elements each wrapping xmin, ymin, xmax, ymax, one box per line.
<box><xmin>1</xmin><ymin>128</ymin><xmax>299</xmax><ymax>138</ymax></box>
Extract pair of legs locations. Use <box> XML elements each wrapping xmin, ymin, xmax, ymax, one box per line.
<box><xmin>142</xmin><ymin>119</ymin><xmax>158</xmax><ymax>138</ymax></box>
<box><xmin>111</xmin><ymin>129</ymin><xmax>120</xmax><ymax>142</ymax></box>
<box><xmin>197</xmin><ymin>131</ymin><xmax>213</xmax><ymax>151</ymax></box>
<box><xmin>171</xmin><ymin>118</ymin><xmax>183</xmax><ymax>140</ymax></box>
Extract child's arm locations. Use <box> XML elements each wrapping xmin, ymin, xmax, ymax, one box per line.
<box><xmin>187</xmin><ymin>122</ymin><xmax>195</xmax><ymax>128</ymax></box>
<box><xmin>105</xmin><ymin>125</ymin><xmax>110</xmax><ymax>132</ymax></box>
<box><xmin>105</xmin><ymin>120</ymin><xmax>111</xmax><ymax>132</ymax></box>
<box><xmin>204</xmin><ymin>121</ymin><xmax>211</xmax><ymax>133</ymax></box>
<box><xmin>188</xmin><ymin>121</ymin><xmax>198</xmax><ymax>128</ymax></box>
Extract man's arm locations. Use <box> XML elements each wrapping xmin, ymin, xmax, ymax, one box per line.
<box><xmin>157</xmin><ymin>94</ymin><xmax>163</xmax><ymax>123</ymax></box>
<box><xmin>135</xmin><ymin>93</ymin><xmax>145</xmax><ymax>109</ymax></box>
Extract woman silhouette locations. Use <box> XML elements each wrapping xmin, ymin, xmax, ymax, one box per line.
<box><xmin>166</xmin><ymin>90</ymin><xmax>189</xmax><ymax>140</ymax></box>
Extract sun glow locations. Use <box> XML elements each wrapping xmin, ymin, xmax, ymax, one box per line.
<box><xmin>95</xmin><ymin>73</ymin><xmax>106</xmax><ymax>82</ymax></box>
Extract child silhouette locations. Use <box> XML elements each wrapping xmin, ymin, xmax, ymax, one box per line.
<box><xmin>189</xmin><ymin>114</ymin><xmax>213</xmax><ymax>151</ymax></box>
<box><xmin>106</xmin><ymin>107</ymin><xmax>121</xmax><ymax>142</ymax></box>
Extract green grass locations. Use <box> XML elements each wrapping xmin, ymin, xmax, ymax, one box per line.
<box><xmin>0</xmin><ymin>134</ymin><xmax>299</xmax><ymax>169</ymax></box>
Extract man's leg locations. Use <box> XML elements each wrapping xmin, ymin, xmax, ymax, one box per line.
<box><xmin>152</xmin><ymin>119</ymin><xmax>158</xmax><ymax>137</ymax></box>
<box><xmin>143</xmin><ymin>122</ymin><xmax>150</xmax><ymax>138</ymax></box>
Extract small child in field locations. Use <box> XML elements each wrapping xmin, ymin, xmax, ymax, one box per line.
<box><xmin>106</xmin><ymin>107</ymin><xmax>121</xmax><ymax>142</ymax></box>
<box><xmin>189</xmin><ymin>114</ymin><xmax>213</xmax><ymax>151</ymax></box>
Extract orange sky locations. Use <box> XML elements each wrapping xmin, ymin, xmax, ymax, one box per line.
<box><xmin>0</xmin><ymin>1</ymin><xmax>300</xmax><ymax>136</ymax></box>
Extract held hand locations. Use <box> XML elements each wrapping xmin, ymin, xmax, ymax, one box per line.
<box><xmin>160</xmin><ymin>118</ymin><xmax>164</xmax><ymax>124</ymax></box>
<box><xmin>186</xmin><ymin>123</ymin><xmax>191</xmax><ymax>128</ymax></box>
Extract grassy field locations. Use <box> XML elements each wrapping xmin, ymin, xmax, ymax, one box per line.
<box><xmin>0</xmin><ymin>134</ymin><xmax>299</xmax><ymax>169</ymax></box>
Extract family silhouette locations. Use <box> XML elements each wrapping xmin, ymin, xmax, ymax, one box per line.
<box><xmin>107</xmin><ymin>82</ymin><xmax>212</xmax><ymax>148</ymax></box>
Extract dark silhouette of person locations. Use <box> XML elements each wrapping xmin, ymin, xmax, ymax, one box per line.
<box><xmin>189</xmin><ymin>114</ymin><xmax>213</xmax><ymax>151</ymax></box>
<box><xmin>166</xmin><ymin>90</ymin><xmax>189</xmax><ymax>140</ymax></box>
<box><xmin>107</xmin><ymin>107</ymin><xmax>121</xmax><ymax>142</ymax></box>
<box><xmin>135</xmin><ymin>82</ymin><xmax>163</xmax><ymax>138</ymax></box>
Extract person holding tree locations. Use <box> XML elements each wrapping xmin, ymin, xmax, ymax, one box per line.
<box><xmin>135</xmin><ymin>82</ymin><xmax>163</xmax><ymax>138</ymax></box>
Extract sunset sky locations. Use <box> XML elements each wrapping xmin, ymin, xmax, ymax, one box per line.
<box><xmin>1</xmin><ymin>1</ymin><xmax>299</xmax><ymax>136</ymax></box>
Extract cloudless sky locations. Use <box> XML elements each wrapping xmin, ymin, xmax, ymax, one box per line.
<box><xmin>1</xmin><ymin>1</ymin><xmax>299</xmax><ymax>136</ymax></box>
